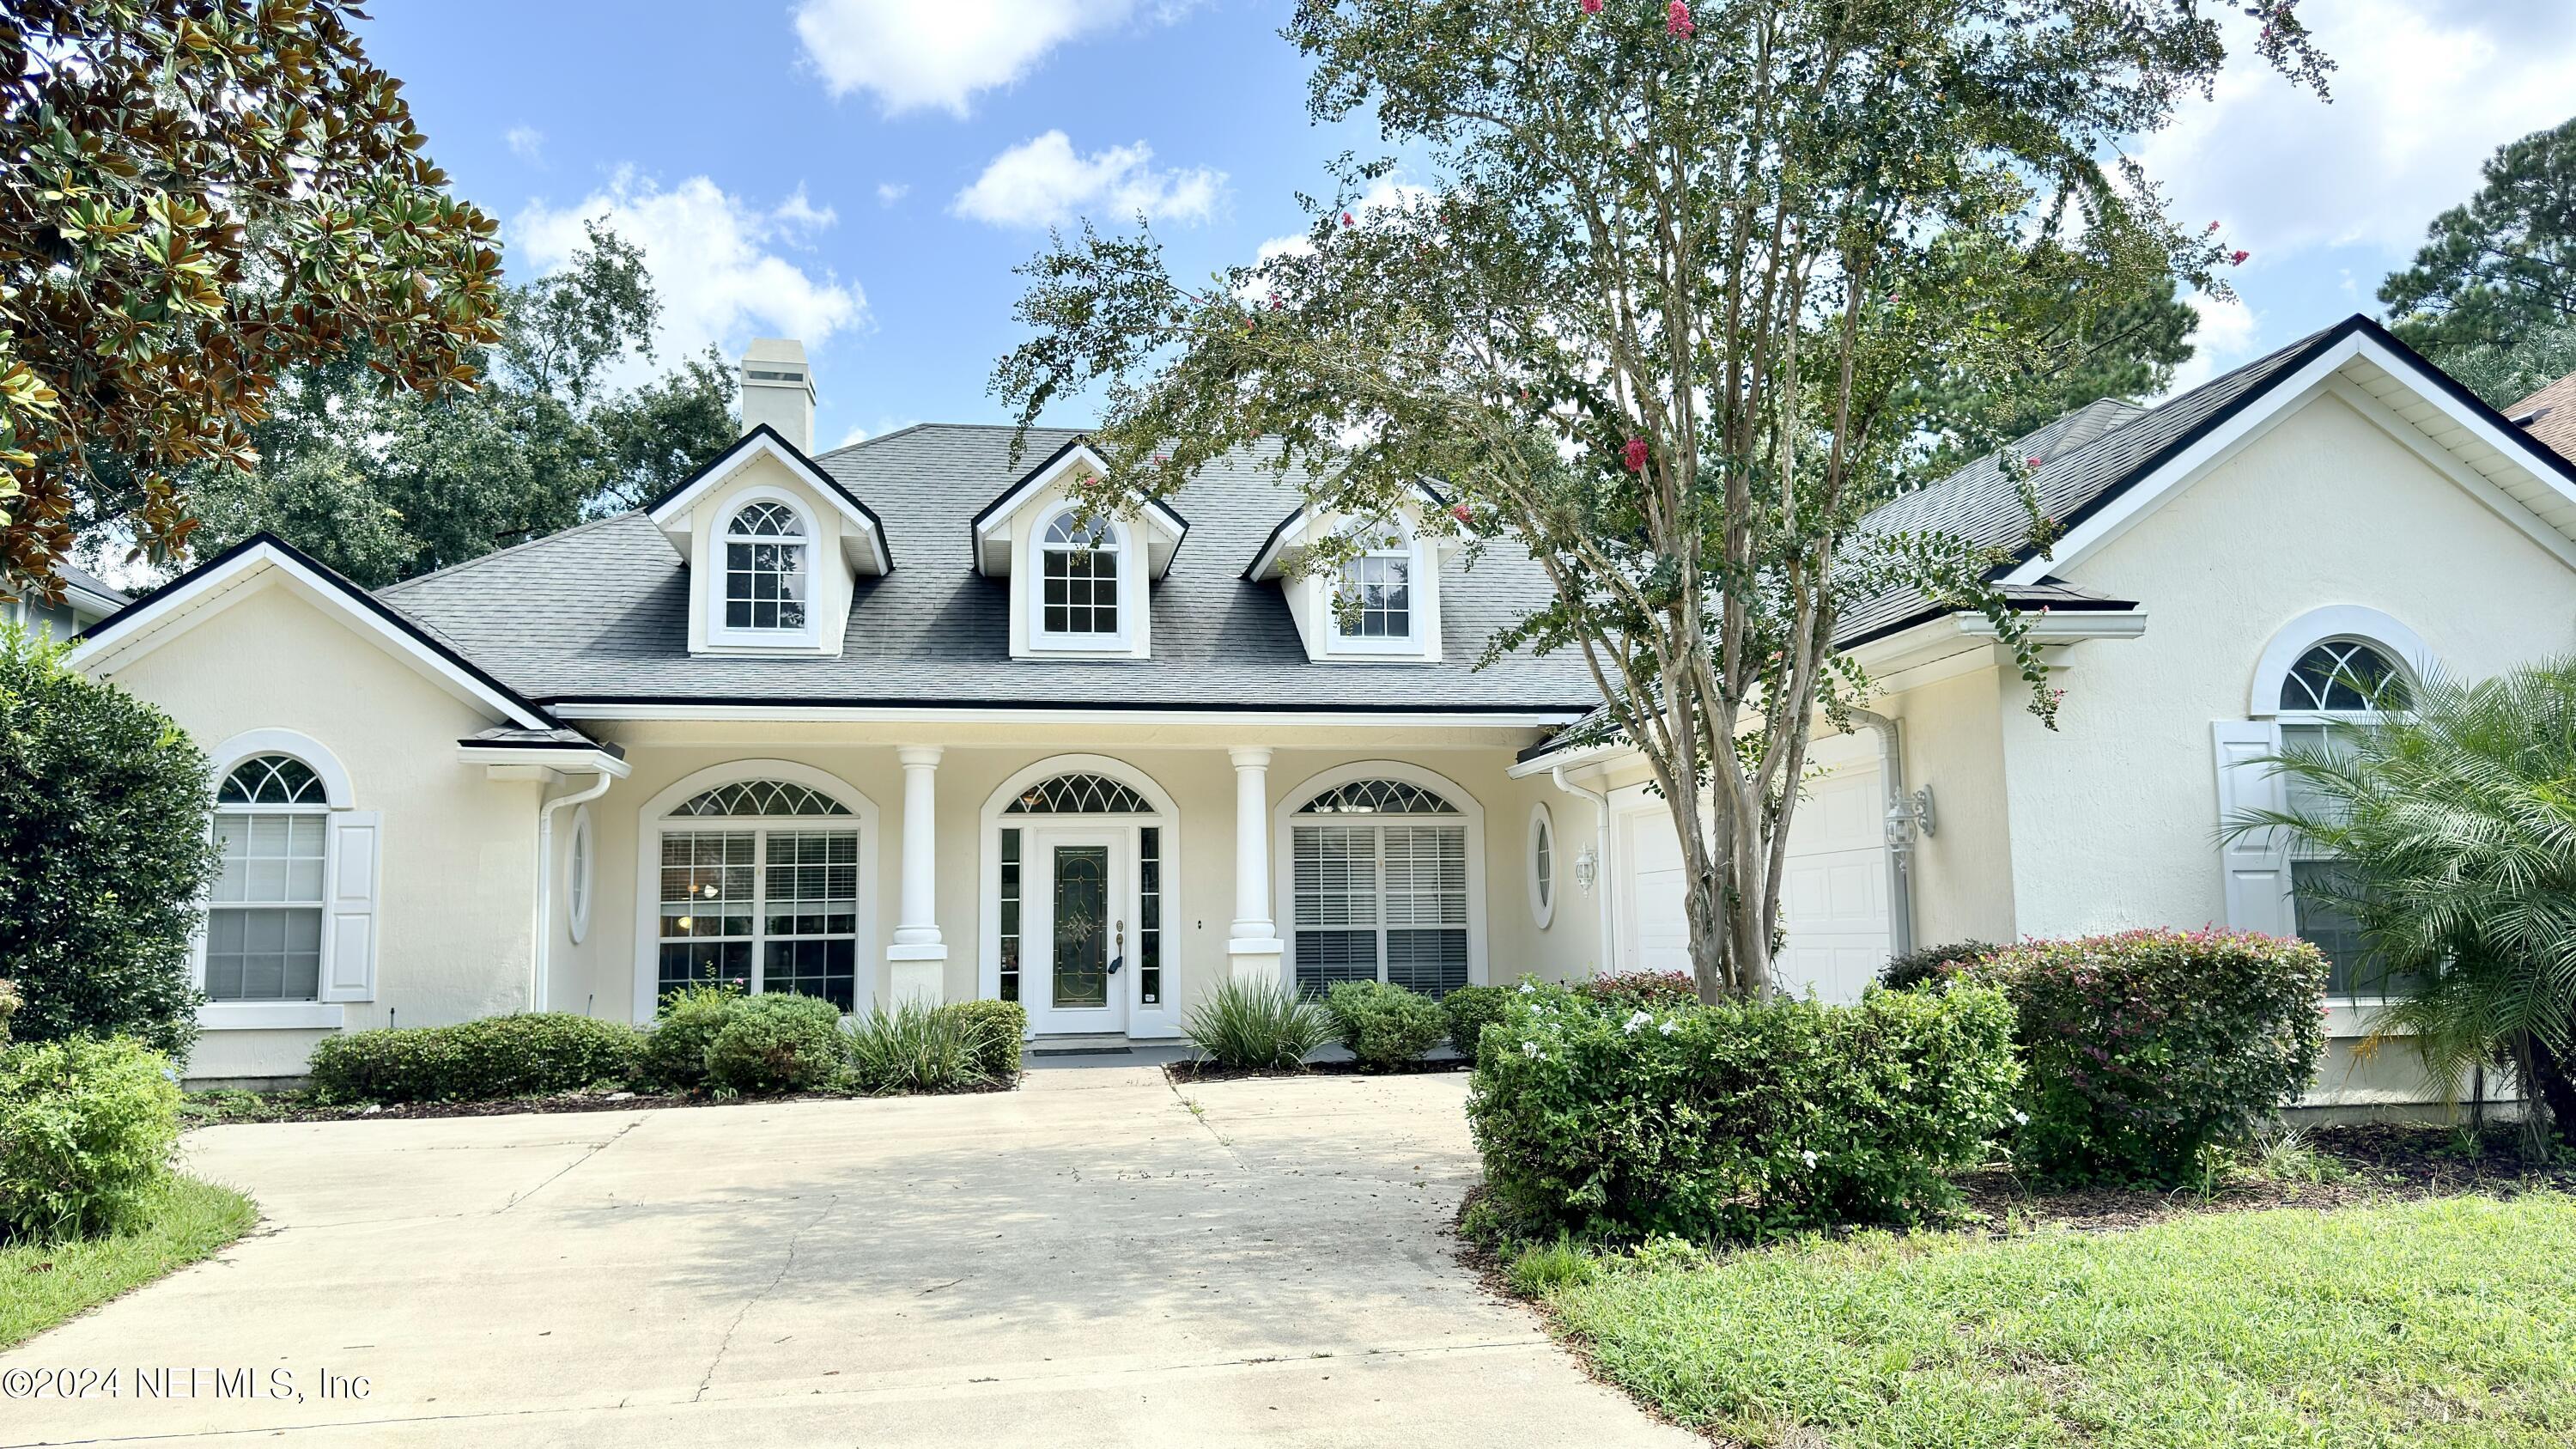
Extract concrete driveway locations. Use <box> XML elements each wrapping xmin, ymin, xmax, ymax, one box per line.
<box><xmin>1</xmin><ymin>1067</ymin><xmax>1690</xmax><ymax>1447</ymax></box>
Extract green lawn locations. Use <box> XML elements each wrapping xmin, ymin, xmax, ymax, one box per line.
<box><xmin>1</xmin><ymin>1175</ymin><xmax>258</xmax><ymax>1349</ymax></box>
<box><xmin>1543</xmin><ymin>1192</ymin><xmax>2576</xmax><ymax>1448</ymax></box>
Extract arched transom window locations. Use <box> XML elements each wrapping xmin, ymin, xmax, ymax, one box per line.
<box><xmin>1291</xmin><ymin>779</ymin><xmax>1467</xmax><ymax>997</ymax></box>
<box><xmin>724</xmin><ymin>500</ymin><xmax>809</xmax><ymax>633</ymax></box>
<box><xmin>1005</xmin><ymin>772</ymin><xmax>1151</xmax><ymax>814</ymax></box>
<box><xmin>658</xmin><ymin>777</ymin><xmax>860</xmax><ymax>1009</ymax></box>
<box><xmin>2280</xmin><ymin>640</ymin><xmax>2405</xmax><ymax>713</ymax></box>
<box><xmin>1039</xmin><ymin>509</ymin><xmax>1120</xmax><ymax>638</ymax></box>
<box><xmin>209</xmin><ymin>754</ymin><xmax>330</xmax><ymax>1002</ymax></box>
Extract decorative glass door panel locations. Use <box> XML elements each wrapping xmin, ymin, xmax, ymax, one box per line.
<box><xmin>1051</xmin><ymin>845</ymin><xmax>1110</xmax><ymax>1008</ymax></box>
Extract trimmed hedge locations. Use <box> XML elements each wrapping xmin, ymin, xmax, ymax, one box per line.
<box><xmin>639</xmin><ymin>983</ymin><xmax>743</xmax><ymax>1090</ymax></box>
<box><xmin>1468</xmin><ymin>982</ymin><xmax>2020</xmax><ymax>1239</ymax></box>
<box><xmin>306</xmin><ymin>1014</ymin><xmax>642</xmax><ymax>1105</ymax></box>
<box><xmin>1442</xmin><ymin>984</ymin><xmax>1511</xmax><ymax>1060</ymax></box>
<box><xmin>705</xmin><ymin>993</ymin><xmax>848</xmax><ymax>1095</ymax></box>
<box><xmin>1580</xmin><ymin>970</ymin><xmax>1700</xmax><ymax>1008</ymax></box>
<box><xmin>1880</xmin><ymin>941</ymin><xmax>2000</xmax><ymax>992</ymax></box>
<box><xmin>1976</xmin><ymin>928</ymin><xmax>2329</xmax><ymax>1184</ymax></box>
<box><xmin>0</xmin><ymin>1036</ymin><xmax>182</xmax><ymax>1239</ymax></box>
<box><xmin>940</xmin><ymin>1000</ymin><xmax>1027</xmax><ymax>1081</ymax></box>
<box><xmin>1323</xmin><ymin>981</ymin><xmax>1447</xmax><ymax>1069</ymax></box>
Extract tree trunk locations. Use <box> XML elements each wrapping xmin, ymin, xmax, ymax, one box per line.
<box><xmin>2518</xmin><ymin>1032</ymin><xmax>2576</xmax><ymax>1159</ymax></box>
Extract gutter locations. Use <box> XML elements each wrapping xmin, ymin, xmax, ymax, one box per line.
<box><xmin>532</xmin><ymin>770</ymin><xmax>617</xmax><ymax>1013</ymax></box>
<box><xmin>1547</xmin><ymin>763</ymin><xmax>1619</xmax><ymax>977</ymax></box>
<box><xmin>1844</xmin><ymin>709</ymin><xmax>1917</xmax><ymax>959</ymax></box>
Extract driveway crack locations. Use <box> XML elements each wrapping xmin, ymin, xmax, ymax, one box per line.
<box><xmin>497</xmin><ymin>1116</ymin><xmax>644</xmax><ymax>1215</ymax></box>
<box><xmin>694</xmin><ymin>1192</ymin><xmax>839</xmax><ymax>1402</ymax></box>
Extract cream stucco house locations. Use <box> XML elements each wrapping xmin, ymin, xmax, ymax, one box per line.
<box><xmin>67</xmin><ymin>319</ymin><xmax>2576</xmax><ymax>1101</ymax></box>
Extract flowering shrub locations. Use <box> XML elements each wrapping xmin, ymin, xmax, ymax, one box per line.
<box><xmin>1467</xmin><ymin>981</ymin><xmax>2020</xmax><ymax>1239</ymax></box>
<box><xmin>1579</xmin><ymin>970</ymin><xmax>1698</xmax><ymax>1008</ymax></box>
<box><xmin>1974</xmin><ymin>928</ymin><xmax>2328</xmax><ymax>1184</ymax></box>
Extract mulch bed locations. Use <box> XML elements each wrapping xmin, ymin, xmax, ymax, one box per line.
<box><xmin>182</xmin><ymin>1077</ymin><xmax>1018</xmax><ymax>1128</ymax></box>
<box><xmin>1163</xmin><ymin>1056</ymin><xmax>1472</xmax><ymax>1085</ymax></box>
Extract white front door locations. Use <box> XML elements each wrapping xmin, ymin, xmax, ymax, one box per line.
<box><xmin>1024</xmin><ymin>825</ymin><xmax>1133</xmax><ymax>1036</ymax></box>
<box><xmin>1777</xmin><ymin>733</ymin><xmax>1893</xmax><ymax>1002</ymax></box>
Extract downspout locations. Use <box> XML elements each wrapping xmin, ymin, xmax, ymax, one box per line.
<box><xmin>533</xmin><ymin>770</ymin><xmax>617</xmax><ymax>1014</ymax></box>
<box><xmin>1549</xmin><ymin>764</ymin><xmax>1619</xmax><ymax>976</ymax></box>
<box><xmin>1844</xmin><ymin>709</ymin><xmax>1917</xmax><ymax>959</ymax></box>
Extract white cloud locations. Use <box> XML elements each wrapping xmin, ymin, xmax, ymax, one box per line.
<box><xmin>2136</xmin><ymin>0</ymin><xmax>2576</xmax><ymax>265</ymax></box>
<box><xmin>513</xmin><ymin>171</ymin><xmax>865</xmax><ymax>386</ymax></box>
<box><xmin>504</xmin><ymin>125</ymin><xmax>544</xmax><ymax>165</ymax></box>
<box><xmin>953</xmin><ymin>131</ymin><xmax>1224</xmax><ymax>229</ymax></box>
<box><xmin>1239</xmin><ymin>178</ymin><xmax>1437</xmax><ymax>299</ymax></box>
<box><xmin>837</xmin><ymin>423</ymin><xmax>872</xmax><ymax>448</ymax></box>
<box><xmin>793</xmin><ymin>0</ymin><xmax>1191</xmax><ymax>117</ymax></box>
<box><xmin>876</xmin><ymin>181</ymin><xmax>910</xmax><ymax>206</ymax></box>
<box><xmin>2166</xmin><ymin>290</ymin><xmax>2260</xmax><ymax>395</ymax></box>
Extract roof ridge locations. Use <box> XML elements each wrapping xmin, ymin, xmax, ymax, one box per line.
<box><xmin>379</xmin><ymin>510</ymin><xmax>643</xmax><ymax>597</ymax></box>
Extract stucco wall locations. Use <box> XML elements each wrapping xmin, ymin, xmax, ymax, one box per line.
<box><xmin>550</xmin><ymin>721</ymin><xmax>1572</xmax><ymax>1032</ymax></box>
<box><xmin>1875</xmin><ymin>666</ymin><xmax>2016</xmax><ymax>947</ymax></box>
<box><xmin>92</xmin><ymin>578</ymin><xmax>541</xmax><ymax>1080</ymax></box>
<box><xmin>2001</xmin><ymin>387</ymin><xmax>2576</xmax><ymax>937</ymax></box>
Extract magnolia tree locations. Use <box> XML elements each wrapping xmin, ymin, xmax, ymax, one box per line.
<box><xmin>993</xmin><ymin>0</ymin><xmax>2325</xmax><ymax>1002</ymax></box>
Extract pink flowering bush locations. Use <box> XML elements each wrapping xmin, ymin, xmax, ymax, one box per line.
<box><xmin>1580</xmin><ymin>969</ymin><xmax>1698</xmax><ymax>1008</ymax></box>
<box><xmin>1971</xmin><ymin>928</ymin><xmax>2327</xmax><ymax>1184</ymax></box>
<box><xmin>1467</xmin><ymin>981</ymin><xmax>2019</xmax><ymax>1239</ymax></box>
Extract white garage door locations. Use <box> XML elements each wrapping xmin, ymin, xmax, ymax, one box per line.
<box><xmin>1613</xmin><ymin>795</ymin><xmax>1692</xmax><ymax>976</ymax></box>
<box><xmin>1777</xmin><ymin>735</ymin><xmax>1892</xmax><ymax>1002</ymax></box>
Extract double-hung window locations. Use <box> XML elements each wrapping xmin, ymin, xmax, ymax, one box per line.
<box><xmin>208</xmin><ymin>755</ymin><xmax>330</xmax><ymax>1002</ymax></box>
<box><xmin>1332</xmin><ymin>526</ymin><xmax>1416</xmax><ymax>649</ymax></box>
<box><xmin>657</xmin><ymin>780</ymin><xmax>860</xmax><ymax>1010</ymax></box>
<box><xmin>1290</xmin><ymin>778</ymin><xmax>1468</xmax><ymax>997</ymax></box>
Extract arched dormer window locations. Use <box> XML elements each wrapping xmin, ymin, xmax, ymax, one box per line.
<box><xmin>1038</xmin><ymin>508</ymin><xmax>1122</xmax><ymax>642</ymax></box>
<box><xmin>721</xmin><ymin>499</ymin><xmax>810</xmax><ymax>636</ymax></box>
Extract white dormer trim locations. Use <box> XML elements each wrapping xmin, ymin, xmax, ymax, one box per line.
<box><xmin>1247</xmin><ymin>497</ymin><xmax>1456</xmax><ymax>664</ymax></box>
<box><xmin>972</xmin><ymin>439</ymin><xmax>1186</xmax><ymax>580</ymax></box>
<box><xmin>705</xmin><ymin>488</ymin><xmax>827</xmax><ymax>651</ymax></box>
<box><xmin>645</xmin><ymin>425</ymin><xmax>891</xmax><ymax>576</ymax></box>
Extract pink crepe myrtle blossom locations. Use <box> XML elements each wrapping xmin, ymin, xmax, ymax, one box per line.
<box><xmin>1451</xmin><ymin>502</ymin><xmax>1473</xmax><ymax>526</ymax></box>
<box><xmin>1581</xmin><ymin>0</ymin><xmax>1602</xmax><ymax>11</ymax></box>
<box><xmin>1341</xmin><ymin>210</ymin><xmax>1354</xmax><ymax>228</ymax></box>
<box><xmin>1622</xmin><ymin>436</ymin><xmax>1649</xmax><ymax>472</ymax></box>
<box><xmin>1668</xmin><ymin>2</ymin><xmax>1693</xmax><ymax>38</ymax></box>
<box><xmin>2231</xmin><ymin>249</ymin><xmax>2251</xmax><ymax>265</ymax></box>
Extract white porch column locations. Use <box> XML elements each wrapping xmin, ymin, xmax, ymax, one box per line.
<box><xmin>888</xmin><ymin>746</ymin><xmax>947</xmax><ymax>1006</ymax></box>
<box><xmin>1227</xmin><ymin>747</ymin><xmax>1286</xmax><ymax>984</ymax></box>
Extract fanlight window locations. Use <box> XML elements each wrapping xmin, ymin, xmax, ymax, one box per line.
<box><xmin>2280</xmin><ymin>640</ymin><xmax>2405</xmax><ymax>713</ymax></box>
<box><xmin>1299</xmin><ymin>779</ymin><xmax>1456</xmax><ymax>815</ymax></box>
<box><xmin>218</xmin><ymin>754</ymin><xmax>326</xmax><ymax>806</ymax></box>
<box><xmin>724</xmin><ymin>500</ymin><xmax>808</xmax><ymax>633</ymax></box>
<box><xmin>671</xmin><ymin>780</ymin><xmax>852</xmax><ymax>818</ymax></box>
<box><xmin>1040</xmin><ymin>509</ymin><xmax>1120</xmax><ymax>637</ymax></box>
<box><xmin>1005</xmin><ymin>772</ymin><xmax>1151</xmax><ymax>814</ymax></box>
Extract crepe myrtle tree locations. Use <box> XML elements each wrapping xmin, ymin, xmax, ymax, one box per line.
<box><xmin>993</xmin><ymin>0</ymin><xmax>2324</xmax><ymax>1001</ymax></box>
<box><xmin>0</xmin><ymin>0</ymin><xmax>507</xmax><ymax>601</ymax></box>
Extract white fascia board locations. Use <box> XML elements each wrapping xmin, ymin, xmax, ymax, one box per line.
<box><xmin>649</xmin><ymin>431</ymin><xmax>890</xmax><ymax>575</ymax></box>
<box><xmin>456</xmin><ymin>745</ymin><xmax>632</xmax><ymax>777</ymax></box>
<box><xmin>70</xmin><ymin>543</ymin><xmax>553</xmax><ymax>730</ymax></box>
<box><xmin>1844</xmin><ymin>607</ymin><xmax>2146</xmax><ymax>679</ymax></box>
<box><xmin>974</xmin><ymin>442</ymin><xmax>1187</xmax><ymax>579</ymax></box>
<box><xmin>2005</xmin><ymin>332</ymin><xmax>2576</xmax><ymax>587</ymax></box>
<box><xmin>546</xmin><ymin>701</ymin><xmax>1591</xmax><ymax>729</ymax></box>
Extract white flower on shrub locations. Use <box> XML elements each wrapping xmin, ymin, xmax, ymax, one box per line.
<box><xmin>1801</xmin><ymin>1149</ymin><xmax>1818</xmax><ymax>1169</ymax></box>
<box><xmin>1518</xmin><ymin>982</ymin><xmax>1535</xmax><ymax>994</ymax></box>
<box><xmin>1624</xmin><ymin>1009</ymin><xmax>1653</xmax><ymax>1033</ymax></box>
<box><xmin>2011</xmin><ymin>1108</ymin><xmax>2029</xmax><ymax>1125</ymax></box>
<box><xmin>1658</xmin><ymin>1018</ymin><xmax>1678</xmax><ymax>1035</ymax></box>
<box><xmin>1522</xmin><ymin>1039</ymin><xmax>1540</xmax><ymax>1058</ymax></box>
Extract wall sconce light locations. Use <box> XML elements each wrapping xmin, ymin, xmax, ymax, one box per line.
<box><xmin>1885</xmin><ymin>784</ymin><xmax>1936</xmax><ymax>874</ymax></box>
<box><xmin>1573</xmin><ymin>843</ymin><xmax>1599</xmax><ymax>894</ymax></box>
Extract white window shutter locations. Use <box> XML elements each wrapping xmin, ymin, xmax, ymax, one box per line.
<box><xmin>319</xmin><ymin>810</ymin><xmax>382</xmax><ymax>1002</ymax></box>
<box><xmin>2210</xmin><ymin>722</ymin><xmax>2293</xmax><ymax>936</ymax></box>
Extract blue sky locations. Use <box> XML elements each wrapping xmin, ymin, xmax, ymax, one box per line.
<box><xmin>357</xmin><ymin>1</ymin><xmax>2576</xmax><ymax>450</ymax></box>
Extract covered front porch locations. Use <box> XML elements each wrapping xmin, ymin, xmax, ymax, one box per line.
<box><xmin>534</xmin><ymin>718</ymin><xmax>1593</xmax><ymax>1042</ymax></box>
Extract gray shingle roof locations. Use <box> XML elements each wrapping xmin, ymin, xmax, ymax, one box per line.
<box><xmin>380</xmin><ymin>423</ymin><xmax>1600</xmax><ymax>712</ymax></box>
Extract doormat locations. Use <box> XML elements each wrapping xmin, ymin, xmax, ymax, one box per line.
<box><xmin>1029</xmin><ymin>1046</ymin><xmax>1136</xmax><ymax>1057</ymax></box>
